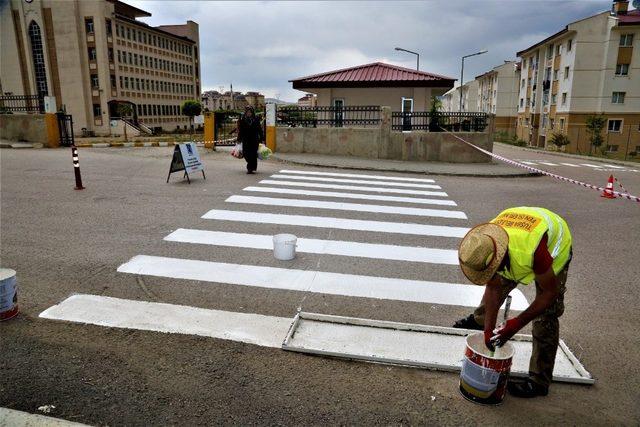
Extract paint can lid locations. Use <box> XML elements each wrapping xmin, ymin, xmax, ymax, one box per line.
<box><xmin>0</xmin><ymin>269</ymin><xmax>16</xmax><ymax>281</ymax></box>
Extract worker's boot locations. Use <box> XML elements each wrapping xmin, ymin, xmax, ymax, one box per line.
<box><xmin>452</xmin><ymin>314</ymin><xmax>483</xmax><ymax>330</ymax></box>
<box><xmin>507</xmin><ymin>379</ymin><xmax>549</xmax><ymax>398</ymax></box>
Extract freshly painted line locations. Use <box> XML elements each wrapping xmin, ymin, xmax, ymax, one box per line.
<box><xmin>116</xmin><ymin>255</ymin><xmax>529</xmax><ymax>309</ymax></box>
<box><xmin>270</xmin><ymin>174</ymin><xmax>442</xmax><ymax>189</ymax></box>
<box><xmin>40</xmin><ymin>294</ymin><xmax>291</xmax><ymax>348</ymax></box>
<box><xmin>165</xmin><ymin>229</ymin><xmax>459</xmax><ymax>265</ymax></box>
<box><xmin>259</xmin><ymin>179</ymin><xmax>449</xmax><ymax>197</ymax></box>
<box><xmin>580</xmin><ymin>163</ymin><xmax>603</xmax><ymax>168</ymax></box>
<box><xmin>279</xmin><ymin>169</ymin><xmax>436</xmax><ymax>183</ymax></box>
<box><xmin>520</xmin><ymin>161</ymin><xmax>537</xmax><ymax>165</ymax></box>
<box><xmin>560</xmin><ymin>162</ymin><xmax>580</xmax><ymax>167</ymax></box>
<box><xmin>537</xmin><ymin>161</ymin><xmax>558</xmax><ymax>166</ymax></box>
<box><xmin>225</xmin><ymin>195</ymin><xmax>468</xmax><ymax>219</ymax></box>
<box><xmin>602</xmin><ymin>164</ymin><xmax>626</xmax><ymax>169</ymax></box>
<box><xmin>202</xmin><ymin>210</ymin><xmax>470</xmax><ymax>238</ymax></box>
<box><xmin>243</xmin><ymin>186</ymin><xmax>458</xmax><ymax>206</ymax></box>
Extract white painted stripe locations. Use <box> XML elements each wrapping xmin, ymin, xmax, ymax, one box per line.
<box><xmin>537</xmin><ymin>161</ymin><xmax>558</xmax><ymax>166</ymax></box>
<box><xmin>260</xmin><ymin>179</ymin><xmax>449</xmax><ymax>197</ymax></box>
<box><xmin>580</xmin><ymin>163</ymin><xmax>603</xmax><ymax>168</ymax></box>
<box><xmin>165</xmin><ymin>229</ymin><xmax>459</xmax><ymax>265</ymax></box>
<box><xmin>244</xmin><ymin>186</ymin><xmax>458</xmax><ymax>206</ymax></box>
<box><xmin>40</xmin><ymin>294</ymin><xmax>290</xmax><ymax>348</ymax></box>
<box><xmin>279</xmin><ymin>169</ymin><xmax>436</xmax><ymax>183</ymax></box>
<box><xmin>560</xmin><ymin>163</ymin><xmax>580</xmax><ymax>167</ymax></box>
<box><xmin>602</xmin><ymin>164</ymin><xmax>626</xmax><ymax>169</ymax></box>
<box><xmin>520</xmin><ymin>161</ymin><xmax>537</xmax><ymax>165</ymax></box>
<box><xmin>225</xmin><ymin>195</ymin><xmax>468</xmax><ymax>220</ymax></box>
<box><xmin>270</xmin><ymin>174</ymin><xmax>442</xmax><ymax>189</ymax></box>
<box><xmin>202</xmin><ymin>210</ymin><xmax>469</xmax><ymax>238</ymax></box>
<box><xmin>117</xmin><ymin>255</ymin><xmax>529</xmax><ymax>309</ymax></box>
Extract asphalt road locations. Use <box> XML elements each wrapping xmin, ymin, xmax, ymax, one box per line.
<box><xmin>1</xmin><ymin>146</ymin><xmax>639</xmax><ymax>425</ymax></box>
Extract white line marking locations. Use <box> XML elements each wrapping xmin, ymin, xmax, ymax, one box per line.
<box><xmin>225</xmin><ymin>195</ymin><xmax>468</xmax><ymax>219</ymax></box>
<box><xmin>202</xmin><ymin>210</ymin><xmax>469</xmax><ymax>238</ymax></box>
<box><xmin>40</xmin><ymin>294</ymin><xmax>291</xmax><ymax>348</ymax></box>
<box><xmin>560</xmin><ymin>163</ymin><xmax>580</xmax><ymax>167</ymax></box>
<box><xmin>279</xmin><ymin>169</ymin><xmax>436</xmax><ymax>183</ymax></box>
<box><xmin>520</xmin><ymin>161</ymin><xmax>537</xmax><ymax>165</ymax></box>
<box><xmin>270</xmin><ymin>174</ymin><xmax>442</xmax><ymax>189</ymax></box>
<box><xmin>244</xmin><ymin>186</ymin><xmax>457</xmax><ymax>206</ymax></box>
<box><xmin>580</xmin><ymin>163</ymin><xmax>602</xmax><ymax>168</ymax></box>
<box><xmin>537</xmin><ymin>161</ymin><xmax>558</xmax><ymax>166</ymax></box>
<box><xmin>602</xmin><ymin>164</ymin><xmax>626</xmax><ymax>169</ymax></box>
<box><xmin>165</xmin><ymin>229</ymin><xmax>459</xmax><ymax>265</ymax></box>
<box><xmin>116</xmin><ymin>255</ymin><xmax>529</xmax><ymax>309</ymax></box>
<box><xmin>260</xmin><ymin>179</ymin><xmax>449</xmax><ymax>197</ymax></box>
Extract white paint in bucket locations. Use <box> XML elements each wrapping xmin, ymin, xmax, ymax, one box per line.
<box><xmin>0</xmin><ymin>268</ymin><xmax>18</xmax><ymax>321</ymax></box>
<box><xmin>273</xmin><ymin>234</ymin><xmax>297</xmax><ymax>260</ymax></box>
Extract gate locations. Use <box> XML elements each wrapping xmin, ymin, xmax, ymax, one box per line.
<box><xmin>214</xmin><ymin>111</ymin><xmax>241</xmax><ymax>146</ymax></box>
<box><xmin>56</xmin><ymin>113</ymin><xmax>74</xmax><ymax>146</ymax></box>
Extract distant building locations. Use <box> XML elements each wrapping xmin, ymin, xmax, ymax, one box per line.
<box><xmin>201</xmin><ymin>90</ymin><xmax>265</xmax><ymax>111</ymax></box>
<box><xmin>297</xmin><ymin>93</ymin><xmax>317</xmax><ymax>107</ymax></box>
<box><xmin>441</xmin><ymin>80</ymin><xmax>479</xmax><ymax>113</ymax></box>
<box><xmin>475</xmin><ymin>61</ymin><xmax>520</xmax><ymax>135</ymax></box>
<box><xmin>0</xmin><ymin>0</ymin><xmax>201</xmax><ymax>135</ymax></box>
<box><xmin>516</xmin><ymin>0</ymin><xmax>640</xmax><ymax>154</ymax></box>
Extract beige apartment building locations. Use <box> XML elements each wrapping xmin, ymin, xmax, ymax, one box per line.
<box><xmin>516</xmin><ymin>0</ymin><xmax>640</xmax><ymax>155</ymax></box>
<box><xmin>441</xmin><ymin>80</ymin><xmax>479</xmax><ymax>113</ymax></box>
<box><xmin>475</xmin><ymin>61</ymin><xmax>520</xmax><ymax>135</ymax></box>
<box><xmin>297</xmin><ymin>93</ymin><xmax>317</xmax><ymax>108</ymax></box>
<box><xmin>1</xmin><ymin>0</ymin><xmax>201</xmax><ymax>136</ymax></box>
<box><xmin>201</xmin><ymin>90</ymin><xmax>265</xmax><ymax>111</ymax></box>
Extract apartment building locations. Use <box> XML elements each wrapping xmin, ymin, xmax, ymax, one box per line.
<box><xmin>516</xmin><ymin>0</ymin><xmax>639</xmax><ymax>155</ymax></box>
<box><xmin>297</xmin><ymin>93</ymin><xmax>317</xmax><ymax>108</ymax></box>
<box><xmin>201</xmin><ymin>90</ymin><xmax>265</xmax><ymax>111</ymax></box>
<box><xmin>441</xmin><ymin>80</ymin><xmax>479</xmax><ymax>113</ymax></box>
<box><xmin>0</xmin><ymin>0</ymin><xmax>201</xmax><ymax>135</ymax></box>
<box><xmin>475</xmin><ymin>61</ymin><xmax>520</xmax><ymax>135</ymax></box>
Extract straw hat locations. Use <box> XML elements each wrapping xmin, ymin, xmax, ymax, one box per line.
<box><xmin>458</xmin><ymin>223</ymin><xmax>509</xmax><ymax>285</ymax></box>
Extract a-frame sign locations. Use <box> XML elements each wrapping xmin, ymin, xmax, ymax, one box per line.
<box><xmin>167</xmin><ymin>142</ymin><xmax>206</xmax><ymax>184</ymax></box>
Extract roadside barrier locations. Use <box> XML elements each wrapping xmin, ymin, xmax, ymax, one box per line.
<box><xmin>443</xmin><ymin>129</ymin><xmax>640</xmax><ymax>203</ymax></box>
<box><xmin>71</xmin><ymin>145</ymin><xmax>85</xmax><ymax>190</ymax></box>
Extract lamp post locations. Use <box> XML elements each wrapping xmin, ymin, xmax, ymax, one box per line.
<box><xmin>459</xmin><ymin>49</ymin><xmax>488</xmax><ymax>112</ymax></box>
<box><xmin>395</xmin><ymin>47</ymin><xmax>419</xmax><ymax>71</ymax></box>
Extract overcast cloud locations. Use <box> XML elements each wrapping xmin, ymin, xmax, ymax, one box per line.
<box><xmin>129</xmin><ymin>1</ymin><xmax>609</xmax><ymax>101</ymax></box>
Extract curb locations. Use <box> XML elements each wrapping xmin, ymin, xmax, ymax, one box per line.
<box><xmin>495</xmin><ymin>142</ymin><xmax>640</xmax><ymax>167</ymax></box>
<box><xmin>0</xmin><ymin>142</ymin><xmax>44</xmax><ymax>149</ymax></box>
<box><xmin>270</xmin><ymin>155</ymin><xmax>540</xmax><ymax>178</ymax></box>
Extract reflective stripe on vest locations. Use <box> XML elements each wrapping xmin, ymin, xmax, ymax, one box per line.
<box><xmin>490</xmin><ymin>207</ymin><xmax>572</xmax><ymax>285</ymax></box>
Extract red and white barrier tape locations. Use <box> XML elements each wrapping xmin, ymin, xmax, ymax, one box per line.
<box><xmin>443</xmin><ymin>130</ymin><xmax>640</xmax><ymax>203</ymax></box>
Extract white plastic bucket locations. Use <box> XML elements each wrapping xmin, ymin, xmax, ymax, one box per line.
<box><xmin>273</xmin><ymin>234</ymin><xmax>297</xmax><ymax>260</ymax></box>
<box><xmin>0</xmin><ymin>268</ymin><xmax>18</xmax><ymax>321</ymax></box>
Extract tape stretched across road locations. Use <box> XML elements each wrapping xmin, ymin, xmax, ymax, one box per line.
<box><xmin>444</xmin><ymin>130</ymin><xmax>640</xmax><ymax>203</ymax></box>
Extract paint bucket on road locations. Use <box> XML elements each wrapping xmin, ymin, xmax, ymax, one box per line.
<box><xmin>459</xmin><ymin>332</ymin><xmax>514</xmax><ymax>405</ymax></box>
<box><xmin>0</xmin><ymin>268</ymin><xmax>19</xmax><ymax>321</ymax></box>
<box><xmin>273</xmin><ymin>234</ymin><xmax>297</xmax><ymax>260</ymax></box>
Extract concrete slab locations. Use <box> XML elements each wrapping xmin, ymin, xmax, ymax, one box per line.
<box><xmin>0</xmin><ymin>408</ymin><xmax>89</xmax><ymax>427</ymax></box>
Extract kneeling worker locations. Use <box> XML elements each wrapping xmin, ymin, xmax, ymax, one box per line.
<box><xmin>454</xmin><ymin>207</ymin><xmax>572</xmax><ymax>398</ymax></box>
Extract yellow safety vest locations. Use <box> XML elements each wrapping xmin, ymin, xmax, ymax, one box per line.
<box><xmin>490</xmin><ymin>207</ymin><xmax>572</xmax><ymax>285</ymax></box>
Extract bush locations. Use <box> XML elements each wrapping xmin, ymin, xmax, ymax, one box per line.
<box><xmin>629</xmin><ymin>151</ymin><xmax>637</xmax><ymax>157</ymax></box>
<box><xmin>549</xmin><ymin>132</ymin><xmax>570</xmax><ymax>148</ymax></box>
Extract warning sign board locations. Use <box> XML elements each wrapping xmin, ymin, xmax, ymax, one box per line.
<box><xmin>167</xmin><ymin>142</ymin><xmax>205</xmax><ymax>184</ymax></box>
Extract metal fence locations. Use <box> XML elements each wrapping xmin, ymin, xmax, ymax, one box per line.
<box><xmin>0</xmin><ymin>94</ymin><xmax>44</xmax><ymax>114</ymax></box>
<box><xmin>391</xmin><ymin>111</ymin><xmax>489</xmax><ymax>132</ymax></box>
<box><xmin>276</xmin><ymin>106</ymin><xmax>381</xmax><ymax>128</ymax></box>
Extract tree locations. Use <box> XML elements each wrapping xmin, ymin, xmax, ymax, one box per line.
<box><xmin>428</xmin><ymin>96</ymin><xmax>443</xmax><ymax>132</ymax></box>
<box><xmin>116</xmin><ymin>103</ymin><xmax>133</xmax><ymax>142</ymax></box>
<box><xmin>181</xmin><ymin>99</ymin><xmax>202</xmax><ymax>136</ymax></box>
<box><xmin>585</xmin><ymin>114</ymin><xmax>607</xmax><ymax>153</ymax></box>
<box><xmin>549</xmin><ymin>132</ymin><xmax>571</xmax><ymax>150</ymax></box>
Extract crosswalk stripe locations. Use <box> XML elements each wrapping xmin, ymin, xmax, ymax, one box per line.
<box><xmin>279</xmin><ymin>169</ymin><xmax>436</xmax><ymax>183</ymax></box>
<box><xmin>116</xmin><ymin>255</ymin><xmax>529</xmax><ymax>309</ymax></box>
<box><xmin>580</xmin><ymin>163</ymin><xmax>602</xmax><ymax>168</ymax></box>
<box><xmin>225</xmin><ymin>195</ymin><xmax>468</xmax><ymax>220</ymax></box>
<box><xmin>560</xmin><ymin>162</ymin><xmax>580</xmax><ymax>167</ymax></box>
<box><xmin>243</xmin><ymin>186</ymin><xmax>458</xmax><ymax>206</ymax></box>
<box><xmin>40</xmin><ymin>294</ymin><xmax>291</xmax><ymax>348</ymax></box>
<box><xmin>165</xmin><ymin>229</ymin><xmax>459</xmax><ymax>265</ymax></box>
<box><xmin>260</xmin><ymin>179</ymin><xmax>449</xmax><ymax>197</ymax></box>
<box><xmin>537</xmin><ymin>161</ymin><xmax>558</xmax><ymax>166</ymax></box>
<box><xmin>270</xmin><ymin>174</ymin><xmax>442</xmax><ymax>189</ymax></box>
<box><xmin>202</xmin><ymin>210</ymin><xmax>470</xmax><ymax>238</ymax></box>
<box><xmin>602</xmin><ymin>164</ymin><xmax>625</xmax><ymax>169</ymax></box>
<box><xmin>520</xmin><ymin>161</ymin><xmax>537</xmax><ymax>165</ymax></box>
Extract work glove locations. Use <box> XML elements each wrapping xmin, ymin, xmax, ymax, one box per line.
<box><xmin>490</xmin><ymin>317</ymin><xmax>524</xmax><ymax>348</ymax></box>
<box><xmin>484</xmin><ymin>329</ymin><xmax>495</xmax><ymax>352</ymax></box>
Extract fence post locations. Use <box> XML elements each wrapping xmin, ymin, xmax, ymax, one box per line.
<box><xmin>71</xmin><ymin>145</ymin><xmax>85</xmax><ymax>190</ymax></box>
<box><xmin>378</xmin><ymin>106</ymin><xmax>391</xmax><ymax>159</ymax></box>
<box><xmin>266</xmin><ymin>103</ymin><xmax>276</xmax><ymax>152</ymax></box>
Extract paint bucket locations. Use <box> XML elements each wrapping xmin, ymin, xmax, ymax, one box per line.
<box><xmin>0</xmin><ymin>268</ymin><xmax>18</xmax><ymax>321</ymax></box>
<box><xmin>273</xmin><ymin>234</ymin><xmax>297</xmax><ymax>260</ymax></box>
<box><xmin>459</xmin><ymin>331</ymin><xmax>514</xmax><ymax>405</ymax></box>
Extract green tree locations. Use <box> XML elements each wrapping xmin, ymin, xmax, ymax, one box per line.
<box><xmin>428</xmin><ymin>97</ymin><xmax>443</xmax><ymax>132</ymax></box>
<box><xmin>585</xmin><ymin>114</ymin><xmax>607</xmax><ymax>153</ymax></box>
<box><xmin>549</xmin><ymin>132</ymin><xmax>571</xmax><ymax>150</ymax></box>
<box><xmin>182</xmin><ymin>99</ymin><xmax>203</xmax><ymax>135</ymax></box>
<box><xmin>116</xmin><ymin>103</ymin><xmax>133</xmax><ymax>142</ymax></box>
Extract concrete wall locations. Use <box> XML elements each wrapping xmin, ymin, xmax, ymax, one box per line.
<box><xmin>388</xmin><ymin>131</ymin><xmax>492</xmax><ymax>163</ymax></box>
<box><xmin>0</xmin><ymin>113</ymin><xmax>58</xmax><ymax>146</ymax></box>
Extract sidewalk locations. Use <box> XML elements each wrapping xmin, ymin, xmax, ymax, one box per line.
<box><xmin>271</xmin><ymin>153</ymin><xmax>538</xmax><ymax>177</ymax></box>
<box><xmin>494</xmin><ymin>142</ymin><xmax>640</xmax><ymax>167</ymax></box>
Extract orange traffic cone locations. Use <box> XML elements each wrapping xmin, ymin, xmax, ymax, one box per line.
<box><xmin>601</xmin><ymin>175</ymin><xmax>616</xmax><ymax>199</ymax></box>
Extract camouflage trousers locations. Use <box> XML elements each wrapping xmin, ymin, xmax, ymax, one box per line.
<box><xmin>472</xmin><ymin>264</ymin><xmax>570</xmax><ymax>388</ymax></box>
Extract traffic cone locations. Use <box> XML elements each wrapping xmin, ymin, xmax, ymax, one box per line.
<box><xmin>601</xmin><ymin>175</ymin><xmax>616</xmax><ymax>199</ymax></box>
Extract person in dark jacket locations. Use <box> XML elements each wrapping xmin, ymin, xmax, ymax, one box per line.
<box><xmin>237</xmin><ymin>106</ymin><xmax>264</xmax><ymax>174</ymax></box>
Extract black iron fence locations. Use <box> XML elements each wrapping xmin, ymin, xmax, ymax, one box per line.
<box><xmin>391</xmin><ymin>111</ymin><xmax>489</xmax><ymax>132</ymax></box>
<box><xmin>276</xmin><ymin>106</ymin><xmax>381</xmax><ymax>128</ymax></box>
<box><xmin>0</xmin><ymin>94</ymin><xmax>44</xmax><ymax>114</ymax></box>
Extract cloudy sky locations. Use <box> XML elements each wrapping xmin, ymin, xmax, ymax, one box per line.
<box><xmin>129</xmin><ymin>1</ymin><xmax>610</xmax><ymax>101</ymax></box>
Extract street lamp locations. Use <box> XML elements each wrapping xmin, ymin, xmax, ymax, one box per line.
<box><xmin>459</xmin><ymin>49</ymin><xmax>488</xmax><ymax>112</ymax></box>
<box><xmin>395</xmin><ymin>47</ymin><xmax>419</xmax><ymax>71</ymax></box>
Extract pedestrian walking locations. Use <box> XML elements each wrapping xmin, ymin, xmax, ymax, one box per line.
<box><xmin>454</xmin><ymin>207</ymin><xmax>573</xmax><ymax>398</ymax></box>
<box><xmin>237</xmin><ymin>105</ymin><xmax>264</xmax><ymax>174</ymax></box>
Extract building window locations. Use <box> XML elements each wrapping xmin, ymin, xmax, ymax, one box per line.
<box><xmin>567</xmin><ymin>39</ymin><xmax>573</xmax><ymax>51</ymax></box>
<box><xmin>105</xmin><ymin>19</ymin><xmax>112</xmax><ymax>36</ymax></box>
<box><xmin>564</xmin><ymin>66</ymin><xmax>569</xmax><ymax>79</ymax></box>
<box><xmin>608</xmin><ymin>119</ymin><xmax>622</xmax><ymax>132</ymax></box>
<box><xmin>93</xmin><ymin>103</ymin><xmax>101</xmax><ymax>117</ymax></box>
<box><xmin>128</xmin><ymin>52</ymin><xmax>132</xmax><ymax>64</ymax></box>
<box><xmin>551</xmin><ymin>93</ymin><xmax>557</xmax><ymax>104</ymax></box>
<box><xmin>612</xmin><ymin>92</ymin><xmax>625</xmax><ymax>104</ymax></box>
<box><xmin>134</xmin><ymin>53</ymin><xmax>138</xmax><ymax>66</ymax></box>
<box><xmin>119</xmin><ymin>76</ymin><xmax>123</xmax><ymax>88</ymax></box>
<box><xmin>520</xmin><ymin>98</ymin><xmax>524</xmax><ymax>108</ymax></box>
<box><xmin>607</xmin><ymin>145</ymin><xmax>619</xmax><ymax>152</ymax></box>
<box><xmin>546</xmin><ymin>44</ymin><xmax>554</xmax><ymax>59</ymax></box>
<box><xmin>88</xmin><ymin>47</ymin><xmax>97</xmax><ymax>61</ymax></box>
<box><xmin>615</xmin><ymin>64</ymin><xmax>629</xmax><ymax>76</ymax></box>
<box><xmin>85</xmin><ymin>18</ymin><xmax>94</xmax><ymax>34</ymax></box>
<box><xmin>124</xmin><ymin>76</ymin><xmax>129</xmax><ymax>89</ymax></box>
<box><xmin>560</xmin><ymin>118</ymin><xmax>565</xmax><ymax>130</ymax></box>
<box><xmin>561</xmin><ymin>92</ymin><xmax>567</xmax><ymax>105</ymax></box>
<box><xmin>28</xmin><ymin>21</ymin><xmax>49</xmax><ymax>97</ymax></box>
<box><xmin>553</xmin><ymin>69</ymin><xmax>558</xmax><ymax>80</ymax></box>
<box><xmin>90</xmin><ymin>74</ymin><xmax>99</xmax><ymax>88</ymax></box>
<box><xmin>110</xmin><ymin>74</ymin><xmax>116</xmax><ymax>89</ymax></box>
<box><xmin>126</xmin><ymin>27</ymin><xmax>131</xmax><ymax>40</ymax></box>
<box><xmin>620</xmin><ymin>34</ymin><xmax>634</xmax><ymax>47</ymax></box>
<box><xmin>555</xmin><ymin>44</ymin><xmax>561</xmax><ymax>56</ymax></box>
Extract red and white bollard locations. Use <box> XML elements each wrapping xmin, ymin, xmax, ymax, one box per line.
<box><xmin>71</xmin><ymin>145</ymin><xmax>85</xmax><ymax>190</ymax></box>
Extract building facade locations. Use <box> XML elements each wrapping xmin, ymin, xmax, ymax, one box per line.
<box><xmin>441</xmin><ymin>80</ymin><xmax>479</xmax><ymax>113</ymax></box>
<box><xmin>476</xmin><ymin>61</ymin><xmax>520</xmax><ymax>135</ymax></box>
<box><xmin>201</xmin><ymin>90</ymin><xmax>265</xmax><ymax>111</ymax></box>
<box><xmin>297</xmin><ymin>93</ymin><xmax>317</xmax><ymax>107</ymax></box>
<box><xmin>516</xmin><ymin>1</ymin><xmax>639</xmax><ymax>155</ymax></box>
<box><xmin>1</xmin><ymin>0</ymin><xmax>201</xmax><ymax>135</ymax></box>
